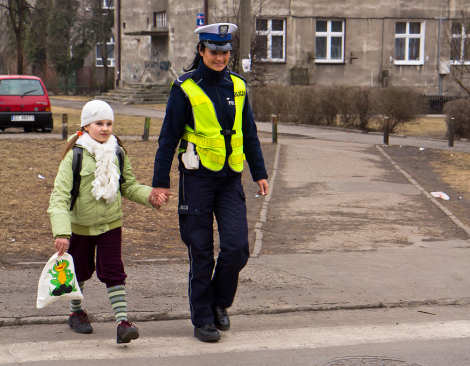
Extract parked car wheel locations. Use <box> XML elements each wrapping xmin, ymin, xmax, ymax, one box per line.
<box><xmin>24</xmin><ymin>127</ymin><xmax>33</xmax><ymax>133</ymax></box>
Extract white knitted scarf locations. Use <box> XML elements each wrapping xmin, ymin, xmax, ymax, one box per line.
<box><xmin>76</xmin><ymin>132</ymin><xmax>120</xmax><ymax>204</ymax></box>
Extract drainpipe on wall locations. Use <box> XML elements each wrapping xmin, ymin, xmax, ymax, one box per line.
<box><xmin>204</xmin><ymin>0</ymin><xmax>209</xmax><ymax>25</ymax></box>
<box><xmin>435</xmin><ymin>17</ymin><xmax>447</xmax><ymax>95</ymax></box>
<box><xmin>115</xmin><ymin>0</ymin><xmax>121</xmax><ymax>88</ymax></box>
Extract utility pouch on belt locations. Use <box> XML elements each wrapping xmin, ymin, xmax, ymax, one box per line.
<box><xmin>181</xmin><ymin>142</ymin><xmax>200</xmax><ymax>170</ymax></box>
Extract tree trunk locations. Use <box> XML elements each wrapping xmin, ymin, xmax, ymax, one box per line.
<box><xmin>15</xmin><ymin>30</ymin><xmax>24</xmax><ymax>74</ymax></box>
<box><xmin>102</xmin><ymin>62</ymin><xmax>109</xmax><ymax>93</ymax></box>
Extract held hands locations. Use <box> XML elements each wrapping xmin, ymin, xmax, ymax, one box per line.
<box><xmin>148</xmin><ymin>187</ymin><xmax>171</xmax><ymax>208</ymax></box>
<box><xmin>256</xmin><ymin>179</ymin><xmax>269</xmax><ymax>196</ymax></box>
<box><xmin>54</xmin><ymin>238</ymin><xmax>69</xmax><ymax>257</ymax></box>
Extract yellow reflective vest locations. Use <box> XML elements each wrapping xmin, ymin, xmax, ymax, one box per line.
<box><xmin>178</xmin><ymin>74</ymin><xmax>246</xmax><ymax>172</ymax></box>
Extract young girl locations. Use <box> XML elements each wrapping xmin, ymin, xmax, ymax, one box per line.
<box><xmin>48</xmin><ymin>100</ymin><xmax>166</xmax><ymax>344</ymax></box>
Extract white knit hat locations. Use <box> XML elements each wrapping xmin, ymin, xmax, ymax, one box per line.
<box><xmin>81</xmin><ymin>100</ymin><xmax>114</xmax><ymax>127</ymax></box>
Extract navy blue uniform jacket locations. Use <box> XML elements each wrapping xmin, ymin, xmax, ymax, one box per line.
<box><xmin>152</xmin><ymin>61</ymin><xmax>268</xmax><ymax>188</ymax></box>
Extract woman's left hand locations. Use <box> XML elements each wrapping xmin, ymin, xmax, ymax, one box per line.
<box><xmin>256</xmin><ymin>179</ymin><xmax>269</xmax><ymax>196</ymax></box>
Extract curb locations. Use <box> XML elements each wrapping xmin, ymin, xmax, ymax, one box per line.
<box><xmin>2</xmin><ymin>298</ymin><xmax>469</xmax><ymax>327</ymax></box>
<box><xmin>251</xmin><ymin>143</ymin><xmax>282</xmax><ymax>258</ymax></box>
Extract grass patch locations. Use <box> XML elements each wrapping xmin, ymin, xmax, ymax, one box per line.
<box><xmin>133</xmin><ymin>103</ymin><xmax>167</xmax><ymax>110</ymax></box>
<box><xmin>396</xmin><ymin>117</ymin><xmax>447</xmax><ymax>139</ymax></box>
<box><xmin>429</xmin><ymin>150</ymin><xmax>470</xmax><ymax>195</ymax></box>
<box><xmin>51</xmin><ymin>106</ymin><xmax>163</xmax><ymax>137</ymax></box>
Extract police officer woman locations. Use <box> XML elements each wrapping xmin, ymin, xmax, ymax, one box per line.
<box><xmin>149</xmin><ymin>23</ymin><xmax>269</xmax><ymax>342</ymax></box>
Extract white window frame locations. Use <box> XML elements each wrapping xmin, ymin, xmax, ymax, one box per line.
<box><xmin>315</xmin><ymin>20</ymin><xmax>345</xmax><ymax>64</ymax></box>
<box><xmin>102</xmin><ymin>0</ymin><xmax>113</xmax><ymax>9</ymax></box>
<box><xmin>394</xmin><ymin>21</ymin><xmax>425</xmax><ymax>66</ymax></box>
<box><xmin>450</xmin><ymin>22</ymin><xmax>470</xmax><ymax>65</ymax></box>
<box><xmin>255</xmin><ymin>18</ymin><xmax>286</xmax><ymax>62</ymax></box>
<box><xmin>155</xmin><ymin>11</ymin><xmax>167</xmax><ymax>28</ymax></box>
<box><xmin>96</xmin><ymin>37</ymin><xmax>115</xmax><ymax>67</ymax></box>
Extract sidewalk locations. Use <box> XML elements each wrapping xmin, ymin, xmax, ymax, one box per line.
<box><xmin>2</xmin><ymin>123</ymin><xmax>470</xmax><ymax>327</ymax></box>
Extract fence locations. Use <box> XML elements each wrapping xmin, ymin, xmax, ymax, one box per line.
<box><xmin>46</xmin><ymin>85</ymin><xmax>102</xmax><ymax>95</ymax></box>
<box><xmin>426</xmin><ymin>95</ymin><xmax>460</xmax><ymax>114</ymax></box>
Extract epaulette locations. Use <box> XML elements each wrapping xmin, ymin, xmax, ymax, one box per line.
<box><xmin>229</xmin><ymin>71</ymin><xmax>246</xmax><ymax>82</ymax></box>
<box><xmin>172</xmin><ymin>71</ymin><xmax>196</xmax><ymax>87</ymax></box>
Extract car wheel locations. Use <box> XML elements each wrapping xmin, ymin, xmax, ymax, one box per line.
<box><xmin>24</xmin><ymin>127</ymin><xmax>33</xmax><ymax>133</ymax></box>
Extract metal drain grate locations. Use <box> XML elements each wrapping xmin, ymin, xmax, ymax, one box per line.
<box><xmin>316</xmin><ymin>356</ymin><xmax>424</xmax><ymax>366</ymax></box>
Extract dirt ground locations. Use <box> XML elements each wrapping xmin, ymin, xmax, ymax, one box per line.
<box><xmin>0</xmin><ymin>136</ymin><xmax>275</xmax><ymax>269</ymax></box>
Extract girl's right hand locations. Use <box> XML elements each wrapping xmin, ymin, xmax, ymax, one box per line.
<box><xmin>55</xmin><ymin>238</ymin><xmax>69</xmax><ymax>256</ymax></box>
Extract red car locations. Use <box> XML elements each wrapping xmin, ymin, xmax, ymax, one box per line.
<box><xmin>0</xmin><ymin>75</ymin><xmax>53</xmax><ymax>133</ymax></box>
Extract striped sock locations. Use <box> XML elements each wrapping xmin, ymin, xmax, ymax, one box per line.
<box><xmin>107</xmin><ymin>284</ymin><xmax>128</xmax><ymax>324</ymax></box>
<box><xmin>70</xmin><ymin>282</ymin><xmax>85</xmax><ymax>313</ymax></box>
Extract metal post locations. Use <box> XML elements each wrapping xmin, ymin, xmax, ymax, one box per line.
<box><xmin>448</xmin><ymin>117</ymin><xmax>455</xmax><ymax>147</ymax></box>
<box><xmin>142</xmin><ymin>117</ymin><xmax>151</xmax><ymax>141</ymax></box>
<box><xmin>383</xmin><ymin>117</ymin><xmax>389</xmax><ymax>145</ymax></box>
<box><xmin>272</xmin><ymin>115</ymin><xmax>278</xmax><ymax>144</ymax></box>
<box><xmin>62</xmin><ymin>114</ymin><xmax>68</xmax><ymax>140</ymax></box>
<box><xmin>239</xmin><ymin>0</ymin><xmax>252</xmax><ymax>105</ymax></box>
<box><xmin>115</xmin><ymin>0</ymin><xmax>121</xmax><ymax>88</ymax></box>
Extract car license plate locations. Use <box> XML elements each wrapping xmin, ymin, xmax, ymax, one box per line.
<box><xmin>11</xmin><ymin>115</ymin><xmax>35</xmax><ymax>121</ymax></box>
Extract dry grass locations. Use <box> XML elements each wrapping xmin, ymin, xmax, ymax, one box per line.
<box><xmin>429</xmin><ymin>151</ymin><xmax>470</xmax><ymax>195</ymax></box>
<box><xmin>133</xmin><ymin>103</ymin><xmax>167</xmax><ymax>110</ymax></box>
<box><xmin>0</xmin><ymin>139</ymin><xmax>183</xmax><ymax>268</ymax></box>
<box><xmin>396</xmin><ymin>117</ymin><xmax>448</xmax><ymax>139</ymax></box>
<box><xmin>51</xmin><ymin>106</ymin><xmax>163</xmax><ymax>137</ymax></box>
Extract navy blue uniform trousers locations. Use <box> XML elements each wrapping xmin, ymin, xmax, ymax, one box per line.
<box><xmin>178</xmin><ymin>172</ymin><xmax>250</xmax><ymax>328</ymax></box>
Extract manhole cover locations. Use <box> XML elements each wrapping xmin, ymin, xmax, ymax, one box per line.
<box><xmin>317</xmin><ymin>356</ymin><xmax>424</xmax><ymax>366</ymax></box>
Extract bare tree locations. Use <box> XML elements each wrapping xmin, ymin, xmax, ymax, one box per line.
<box><xmin>210</xmin><ymin>0</ymin><xmax>276</xmax><ymax>84</ymax></box>
<box><xmin>85</xmin><ymin>0</ymin><xmax>114</xmax><ymax>92</ymax></box>
<box><xmin>443</xmin><ymin>2</ymin><xmax>470</xmax><ymax>96</ymax></box>
<box><xmin>0</xmin><ymin>0</ymin><xmax>34</xmax><ymax>74</ymax></box>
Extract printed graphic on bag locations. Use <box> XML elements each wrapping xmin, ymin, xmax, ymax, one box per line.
<box><xmin>48</xmin><ymin>259</ymin><xmax>78</xmax><ymax>296</ymax></box>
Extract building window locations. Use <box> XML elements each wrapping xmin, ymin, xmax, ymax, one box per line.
<box><xmin>96</xmin><ymin>38</ymin><xmax>115</xmax><ymax>67</ymax></box>
<box><xmin>450</xmin><ymin>22</ymin><xmax>470</xmax><ymax>64</ymax></box>
<box><xmin>255</xmin><ymin>18</ymin><xmax>286</xmax><ymax>62</ymax></box>
<box><xmin>315</xmin><ymin>20</ymin><xmax>345</xmax><ymax>63</ymax></box>
<box><xmin>102</xmin><ymin>0</ymin><xmax>113</xmax><ymax>9</ymax></box>
<box><xmin>154</xmin><ymin>11</ymin><xmax>167</xmax><ymax>28</ymax></box>
<box><xmin>394</xmin><ymin>21</ymin><xmax>425</xmax><ymax>65</ymax></box>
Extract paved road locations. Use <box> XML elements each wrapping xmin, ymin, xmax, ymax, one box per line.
<box><xmin>2</xmin><ymin>308</ymin><xmax>470</xmax><ymax>365</ymax></box>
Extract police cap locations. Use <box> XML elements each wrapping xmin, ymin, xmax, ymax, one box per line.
<box><xmin>195</xmin><ymin>23</ymin><xmax>238</xmax><ymax>51</ymax></box>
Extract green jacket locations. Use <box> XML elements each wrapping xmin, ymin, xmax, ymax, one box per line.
<box><xmin>48</xmin><ymin>145</ymin><xmax>152</xmax><ymax>238</ymax></box>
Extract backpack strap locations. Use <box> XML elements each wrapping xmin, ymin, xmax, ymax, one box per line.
<box><xmin>70</xmin><ymin>146</ymin><xmax>83</xmax><ymax>211</ymax></box>
<box><xmin>69</xmin><ymin>145</ymin><xmax>125</xmax><ymax>211</ymax></box>
<box><xmin>116</xmin><ymin>145</ymin><xmax>126</xmax><ymax>189</ymax></box>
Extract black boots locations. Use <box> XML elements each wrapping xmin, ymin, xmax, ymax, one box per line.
<box><xmin>194</xmin><ymin>323</ymin><xmax>221</xmax><ymax>342</ymax></box>
<box><xmin>213</xmin><ymin>306</ymin><xmax>230</xmax><ymax>331</ymax></box>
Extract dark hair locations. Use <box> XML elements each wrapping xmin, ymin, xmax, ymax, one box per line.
<box><xmin>61</xmin><ymin>128</ymin><xmax>128</xmax><ymax>160</ymax></box>
<box><xmin>184</xmin><ymin>42</ymin><xmax>206</xmax><ymax>72</ymax></box>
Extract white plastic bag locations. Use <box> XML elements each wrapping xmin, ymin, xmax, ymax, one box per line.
<box><xmin>37</xmin><ymin>253</ymin><xmax>83</xmax><ymax>309</ymax></box>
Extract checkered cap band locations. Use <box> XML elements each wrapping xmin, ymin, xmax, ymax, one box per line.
<box><xmin>81</xmin><ymin>100</ymin><xmax>114</xmax><ymax>127</ymax></box>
